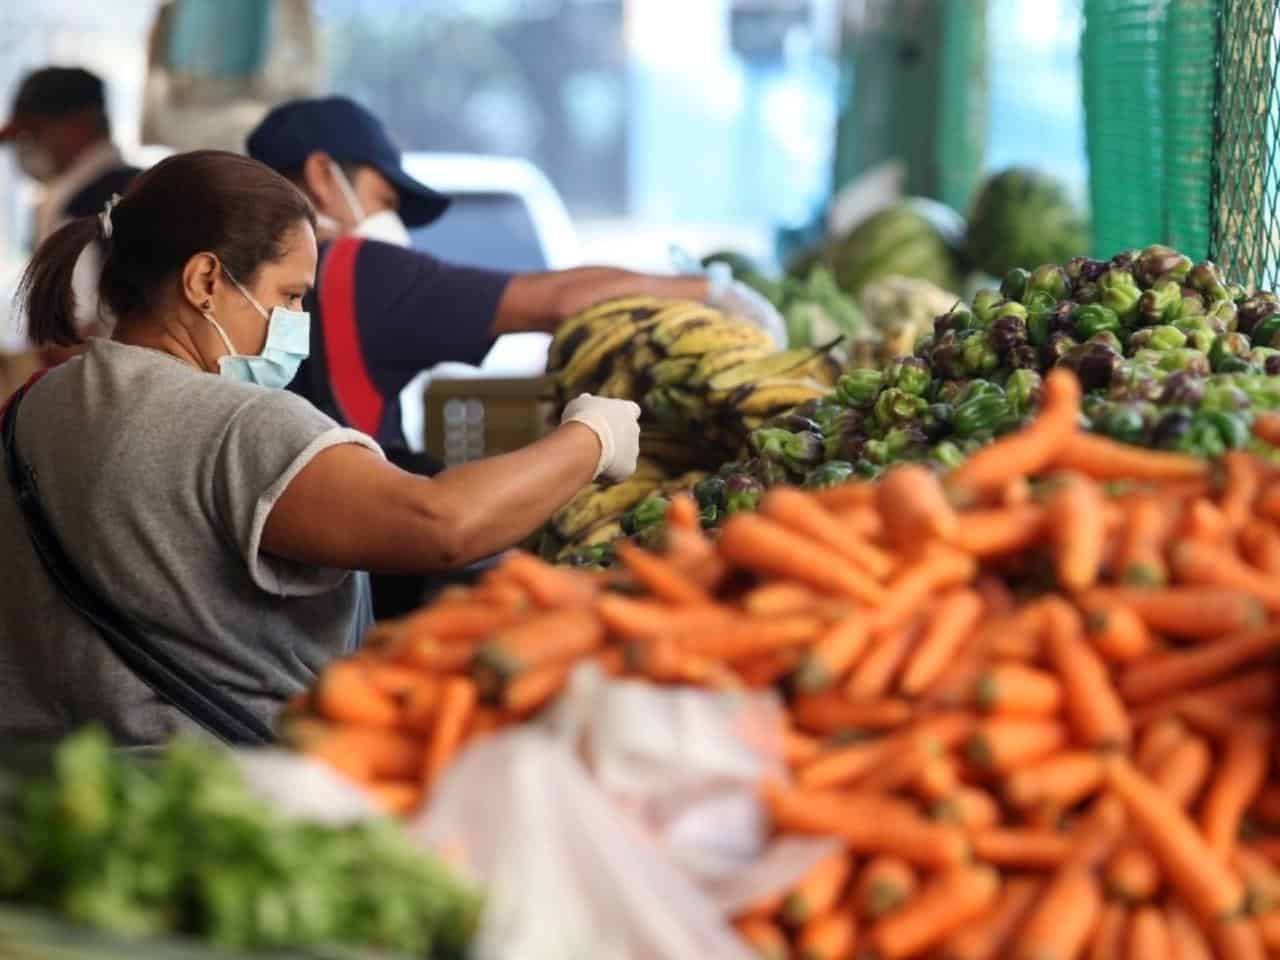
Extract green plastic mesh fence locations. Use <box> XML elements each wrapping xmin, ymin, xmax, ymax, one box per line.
<box><xmin>1212</xmin><ymin>0</ymin><xmax>1280</xmax><ymax>289</ymax></box>
<box><xmin>1082</xmin><ymin>0</ymin><xmax>1218</xmax><ymax>260</ymax></box>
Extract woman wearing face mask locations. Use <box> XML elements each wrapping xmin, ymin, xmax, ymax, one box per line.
<box><xmin>0</xmin><ymin>150</ymin><xmax>640</xmax><ymax>746</ymax></box>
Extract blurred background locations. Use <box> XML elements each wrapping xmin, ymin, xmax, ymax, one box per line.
<box><xmin>0</xmin><ymin>0</ymin><xmax>1086</xmax><ymax>281</ymax></box>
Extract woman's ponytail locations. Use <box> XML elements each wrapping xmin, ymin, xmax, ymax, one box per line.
<box><xmin>15</xmin><ymin>216</ymin><xmax>100</xmax><ymax>347</ymax></box>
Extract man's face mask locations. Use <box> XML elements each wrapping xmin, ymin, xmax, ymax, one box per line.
<box><xmin>324</xmin><ymin>162</ymin><xmax>412</xmax><ymax>248</ymax></box>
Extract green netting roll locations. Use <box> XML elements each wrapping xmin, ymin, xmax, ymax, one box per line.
<box><xmin>1082</xmin><ymin>0</ymin><xmax>1170</xmax><ymax>256</ymax></box>
<box><xmin>1212</xmin><ymin>0</ymin><xmax>1279</xmax><ymax>289</ymax></box>
<box><xmin>1162</xmin><ymin>0</ymin><xmax>1218</xmax><ymax>259</ymax></box>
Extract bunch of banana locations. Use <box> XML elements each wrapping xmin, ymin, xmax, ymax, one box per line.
<box><xmin>548</xmin><ymin>297</ymin><xmax>843</xmax><ymax>473</ymax></box>
<box><xmin>544</xmin><ymin>462</ymin><xmax>709</xmax><ymax>566</ymax></box>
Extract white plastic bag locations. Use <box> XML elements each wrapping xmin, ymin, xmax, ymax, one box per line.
<box><xmin>410</xmin><ymin>664</ymin><xmax>836</xmax><ymax>959</ymax></box>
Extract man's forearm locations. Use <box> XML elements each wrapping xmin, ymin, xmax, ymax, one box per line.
<box><xmin>492</xmin><ymin>268</ymin><xmax>711</xmax><ymax>337</ymax></box>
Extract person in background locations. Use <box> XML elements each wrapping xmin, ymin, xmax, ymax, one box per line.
<box><xmin>1</xmin><ymin>66</ymin><xmax>140</xmax><ymax>365</ymax></box>
<box><xmin>246</xmin><ymin>96</ymin><xmax>784</xmax><ymax>617</ymax></box>
<box><xmin>0</xmin><ymin>150</ymin><xmax>639</xmax><ymax>745</ymax></box>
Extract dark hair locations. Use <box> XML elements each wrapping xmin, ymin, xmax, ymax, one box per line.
<box><xmin>18</xmin><ymin>149</ymin><xmax>316</xmax><ymax>346</ymax></box>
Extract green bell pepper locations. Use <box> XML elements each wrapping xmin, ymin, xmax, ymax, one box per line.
<box><xmin>960</xmin><ymin>331</ymin><xmax>1001</xmax><ymax>377</ymax></box>
<box><xmin>1027</xmin><ymin>264</ymin><xmax>1071</xmax><ymax>301</ymax></box>
<box><xmin>883</xmin><ymin>356</ymin><xmax>933</xmax><ymax>397</ymax></box>
<box><xmin>1137</xmin><ymin>280</ymin><xmax>1183</xmax><ymax>327</ymax></box>
<box><xmin>1004</xmin><ymin>368</ymin><xmax>1043</xmax><ymax>418</ymax></box>
<box><xmin>1127</xmin><ymin>324</ymin><xmax>1186</xmax><ymax>352</ymax></box>
<box><xmin>930</xmin><ymin>441</ymin><xmax>966</xmax><ymax>470</ymax></box>
<box><xmin>1094</xmin><ymin>402</ymin><xmax>1150</xmax><ymax>445</ymax></box>
<box><xmin>1188</xmin><ymin>260</ymin><xmax>1229</xmax><ymax>302</ymax></box>
<box><xmin>1251</xmin><ymin>314</ymin><xmax>1280</xmax><ymax>349</ymax></box>
<box><xmin>1098</xmin><ymin>269</ymin><xmax>1142</xmax><ymax>319</ymax></box>
<box><xmin>1158</xmin><ymin>348</ymin><xmax>1211</xmax><ymax>376</ymax></box>
<box><xmin>836</xmin><ymin>369</ymin><xmax>883</xmax><ymax>408</ymax></box>
<box><xmin>1185</xmin><ymin>328</ymin><xmax>1216</xmax><ymax>354</ymax></box>
<box><xmin>1205</xmin><ymin>298</ymin><xmax>1239</xmax><ymax>334</ymax></box>
<box><xmin>873</xmin><ymin>387</ymin><xmax>929</xmax><ymax>430</ymax></box>
<box><xmin>1209</xmin><ymin>332</ymin><xmax>1253</xmax><ymax>372</ymax></box>
<box><xmin>1071</xmin><ymin>303</ymin><xmax>1121</xmax><ymax>340</ymax></box>
<box><xmin>971</xmin><ymin>289</ymin><xmax>1004</xmax><ymax>328</ymax></box>
<box><xmin>952</xmin><ymin>393</ymin><xmax>1012</xmax><ymax>438</ymax></box>
<box><xmin>1135</xmin><ymin>244</ymin><xmax>1193</xmax><ymax>287</ymax></box>
<box><xmin>1000</xmin><ymin>268</ymin><xmax>1030</xmax><ymax>303</ymax></box>
<box><xmin>803</xmin><ymin>461</ymin><xmax>855</xmax><ymax>489</ymax></box>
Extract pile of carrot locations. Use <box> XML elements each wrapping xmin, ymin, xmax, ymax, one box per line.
<box><xmin>284</xmin><ymin>368</ymin><xmax>1280</xmax><ymax>959</ymax></box>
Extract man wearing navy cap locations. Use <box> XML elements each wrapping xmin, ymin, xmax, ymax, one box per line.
<box><xmin>1</xmin><ymin>67</ymin><xmax>138</xmax><ymax>363</ymax></box>
<box><xmin>246</xmin><ymin>96</ymin><xmax>784</xmax><ymax>454</ymax></box>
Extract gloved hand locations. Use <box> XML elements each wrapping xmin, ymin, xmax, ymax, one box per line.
<box><xmin>560</xmin><ymin>394</ymin><xmax>642</xmax><ymax>481</ymax></box>
<box><xmin>669</xmin><ymin>246</ymin><xmax>788</xmax><ymax>349</ymax></box>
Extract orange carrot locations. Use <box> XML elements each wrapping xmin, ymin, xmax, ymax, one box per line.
<box><xmin>295</xmin><ymin>723</ymin><xmax>423</xmax><ymax>782</ymax></box>
<box><xmin>783</xmin><ymin>728</ymin><xmax>821</xmax><ymax>768</ymax></box>
<box><xmin>899</xmin><ymin>589</ymin><xmax>985</xmax><ymax>697</ymax></box>
<box><xmin>1239</xmin><ymin>519</ymin><xmax>1280</xmax><ymax>576</ymax></box>
<box><xmin>1126</xmin><ymin>906</ymin><xmax>1172</xmax><ymax>960</ymax></box>
<box><xmin>1087</xmin><ymin>901</ymin><xmax>1128</xmax><ymax>960</ymax></box>
<box><xmin>972</xmin><ymin>827</ymin><xmax>1073</xmax><ymax>867</ymax></box>
<box><xmin>690</xmin><ymin>615</ymin><xmax>826</xmax><ymax>661</ymax></box>
<box><xmin>1210</xmin><ymin>917</ymin><xmax>1266</xmax><ymax>960</ymax></box>
<box><xmin>1084</xmin><ymin>604</ymin><xmax>1155</xmax><ymax>663</ymax></box>
<box><xmin>795</xmin><ymin>909</ymin><xmax>857</xmax><ymax>960</ymax></box>
<box><xmin>718</xmin><ymin>513</ymin><xmax>888</xmax><ymax>604</ymax></box>
<box><xmin>734</xmin><ymin>917</ymin><xmax>788</xmax><ymax>960</ymax></box>
<box><xmin>868</xmin><ymin>545</ymin><xmax>977</xmax><ymax>632</ymax></box>
<box><xmin>1221</xmin><ymin>451</ymin><xmax>1263</xmax><ymax>530</ymax></box>
<box><xmin>782</xmin><ymin>848</ymin><xmax>855</xmax><ymax>928</ymax></box>
<box><xmin>914</xmin><ymin>754</ymin><xmax>960</xmax><ymax>803</ymax></box>
<box><xmin>1004</xmin><ymin>751</ymin><xmax>1105</xmax><ymax>810</ymax></box>
<box><xmin>1012</xmin><ymin>866</ymin><xmax>1102</xmax><ymax>960</ymax></box>
<box><xmin>1172</xmin><ymin>539</ymin><xmax>1280</xmax><ymax>611</ymax></box>
<box><xmin>625</xmin><ymin>635</ymin><xmax>729</xmax><ymax>687</ymax></box>
<box><xmin>975</xmin><ymin>662</ymin><xmax>1062</xmax><ymax>717</ymax></box>
<box><xmin>764</xmin><ymin>782</ymin><xmax>969</xmax><ymax>867</ymax></box>
<box><xmin>1117</xmin><ymin>625</ymin><xmax>1280</xmax><ymax>703</ymax></box>
<box><xmin>397</xmin><ymin>635</ymin><xmax>476</xmax><ymax>674</ymax></box>
<box><xmin>315</xmin><ymin>661</ymin><xmax>400</xmax><ymax>729</ymax></box>
<box><xmin>1133</xmin><ymin>670</ymin><xmax>1278</xmax><ymax>733</ymax></box>
<box><xmin>1152</xmin><ymin>733</ymin><xmax>1213</xmax><ymax>809</ymax></box>
<box><xmin>854</xmin><ymin>856</ymin><xmax>917</xmax><ymax>919</ymax></box>
<box><xmin>1134</xmin><ymin>715</ymin><xmax>1186</xmax><ymax>773</ymax></box>
<box><xmin>947</xmin><ymin>368</ymin><xmax>1080</xmax><ymax>502</ymax></box>
<box><xmin>467</xmin><ymin>706</ymin><xmax>502</xmax><ymax>739</ymax></box>
<box><xmin>856</xmin><ymin>733</ymin><xmax>939</xmax><ymax>794</ymax></box>
<box><xmin>1252</xmin><ymin>784</ymin><xmax>1280</xmax><ymax>826</ymax></box>
<box><xmin>664</xmin><ymin>526</ymin><xmax>728</xmax><ymax>590</ymax></box>
<box><xmin>595</xmin><ymin>593</ymin><xmax>736</xmax><ymax>638</ymax></box>
<box><xmin>1064</xmin><ymin>794</ymin><xmax>1129</xmax><ymax>871</ymax></box>
<box><xmin>791</xmin><ymin>692</ymin><xmax>913</xmax><ymax>737</ymax></box>
<box><xmin>951</xmin><ymin>504</ymin><xmax>1045</xmax><ymax>557</ymax></box>
<box><xmin>793</xmin><ymin>617</ymin><xmax>871</xmax><ymax>693</ymax></box>
<box><xmin>877</xmin><ymin>463</ymin><xmax>959</xmax><ymax>550</ymax></box>
<box><xmin>1182</xmin><ymin>497</ymin><xmax>1232</xmax><ymax>545</ymax></box>
<box><xmin>1079</xmin><ymin>586</ymin><xmax>1265</xmax><ymax>638</ymax></box>
<box><xmin>974</xmin><ymin>574</ymin><xmax>1016</xmax><ymax>616</ymax></box>
<box><xmin>1236</xmin><ymin>847</ymin><xmax>1280</xmax><ymax>915</ymax></box>
<box><xmin>797</xmin><ymin>740</ymin><xmax>885</xmax><ymax>790</ymax></box>
<box><xmin>665</xmin><ymin>492</ymin><xmax>699</xmax><ymax>532</ymax></box>
<box><xmin>1166</xmin><ymin>901</ymin><xmax>1214</xmax><ymax>960</ymax></box>
<box><xmin>616</xmin><ymin>540</ymin><xmax>711</xmax><ymax>605</ymax></box>
<box><xmin>933</xmin><ymin>786</ymin><xmax>1001</xmax><ymax>832</ymax></box>
<box><xmin>838</xmin><ymin>503</ymin><xmax>884</xmax><ymax>540</ymax></box>
<box><xmin>735</xmin><ymin>892</ymin><xmax>785</xmax><ymax>924</ymax></box>
<box><xmin>363</xmin><ymin>662</ymin><xmax>429</xmax><ymax>699</ymax></box>
<box><xmin>495</xmin><ymin>551</ymin><xmax>597</xmax><ymax>608</ymax></box>
<box><xmin>1201</xmin><ymin>721</ymin><xmax>1271</xmax><ymax>860</ymax></box>
<box><xmin>473</xmin><ymin>608</ymin><xmax>604</xmax><ymax>697</ymax></box>
<box><xmin>1113</xmin><ymin>495</ymin><xmax>1171</xmax><ymax>586</ymax></box>
<box><xmin>400</xmin><ymin>601</ymin><xmax>523</xmax><ymax>642</ymax></box>
<box><xmin>501</xmin><ymin>660</ymin><xmax>572</xmax><ymax>717</ymax></box>
<box><xmin>978</xmin><ymin>603</ymin><xmax>1049</xmax><ymax>662</ymax></box>
<box><xmin>743</xmin><ymin>581</ymin><xmax>820</xmax><ymax>617</ymax></box>
<box><xmin>363</xmin><ymin>780</ymin><xmax>424</xmax><ymax>816</ymax></box>
<box><xmin>811</xmin><ymin>480</ymin><xmax>876</xmax><ymax>511</ymax></box>
<box><xmin>846</xmin><ymin>620</ymin><xmax>923</xmax><ymax>700</ymax></box>
<box><xmin>1052</xmin><ymin>430</ymin><xmax>1209</xmax><ymax>482</ymax></box>
<box><xmin>1254</xmin><ymin>412</ymin><xmax>1280</xmax><ymax>446</ymax></box>
<box><xmin>422</xmin><ymin>677</ymin><xmax>476</xmax><ymax>790</ymax></box>
<box><xmin>967</xmin><ymin>718</ymin><xmax>1068</xmax><ymax>772</ymax></box>
<box><xmin>1260</xmin><ymin>476</ymin><xmax>1280</xmax><ymax>522</ymax></box>
<box><xmin>736</xmin><ymin>648</ymin><xmax>803</xmax><ymax>689</ymax></box>
<box><xmin>937</xmin><ymin>874</ymin><xmax>1039</xmax><ymax>960</ymax></box>
<box><xmin>918</xmin><ymin>634</ymin><xmax>986</xmax><ymax>708</ymax></box>
<box><xmin>1045</xmin><ymin>476</ymin><xmax>1107</xmax><ymax>591</ymax></box>
<box><xmin>1043</xmin><ymin>598</ymin><xmax>1131</xmax><ymax>749</ymax></box>
<box><xmin>762</xmin><ymin>487</ymin><xmax>895</xmax><ymax>578</ymax></box>
<box><xmin>866</xmin><ymin>864</ymin><xmax>1000</xmax><ymax>959</ymax></box>
<box><xmin>1105</xmin><ymin>843</ymin><xmax>1161</xmax><ymax>903</ymax></box>
<box><xmin>1105</xmin><ymin>757</ymin><xmax>1246</xmax><ymax>922</ymax></box>
<box><xmin>1256</xmin><ymin>910</ymin><xmax>1280</xmax><ymax>952</ymax></box>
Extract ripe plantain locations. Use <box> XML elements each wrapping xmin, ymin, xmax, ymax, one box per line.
<box><xmin>550</xmin><ymin>476</ymin><xmax>662</xmax><ymax>541</ymax></box>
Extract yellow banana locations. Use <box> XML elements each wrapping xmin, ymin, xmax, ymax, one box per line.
<box><xmin>647</xmin><ymin>355</ymin><xmax>700</xmax><ymax>387</ymax></box>
<box><xmin>730</xmin><ymin>378</ymin><xmax>829</xmax><ymax>416</ymax></box>
<box><xmin>705</xmin><ymin>347</ymin><xmax>824</xmax><ymax>395</ymax></box>
<box><xmin>551</xmin><ymin>476</ymin><xmax>661</xmax><ymax>541</ymax></box>
<box><xmin>689</xmin><ymin>343</ymin><xmax>774</xmax><ymax>386</ymax></box>
<box><xmin>558</xmin><ymin>318</ymin><xmax>642</xmax><ymax>393</ymax></box>
<box><xmin>664</xmin><ymin>320</ymin><xmax>774</xmax><ymax>358</ymax></box>
<box><xmin>597</xmin><ymin>366</ymin><xmax>636</xmax><ymax>400</ymax></box>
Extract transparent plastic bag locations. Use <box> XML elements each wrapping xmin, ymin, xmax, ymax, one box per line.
<box><xmin>410</xmin><ymin>665</ymin><xmax>836</xmax><ymax>959</ymax></box>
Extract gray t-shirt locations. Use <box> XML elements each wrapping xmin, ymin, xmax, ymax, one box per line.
<box><xmin>0</xmin><ymin>339</ymin><xmax>382</xmax><ymax>745</ymax></box>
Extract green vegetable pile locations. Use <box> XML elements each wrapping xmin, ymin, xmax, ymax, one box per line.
<box><xmin>0</xmin><ymin>730</ymin><xmax>479</xmax><ymax>955</ymax></box>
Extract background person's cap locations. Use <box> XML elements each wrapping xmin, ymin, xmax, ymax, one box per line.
<box><xmin>246</xmin><ymin>96</ymin><xmax>450</xmax><ymax>228</ymax></box>
<box><xmin>0</xmin><ymin>66</ymin><xmax>106</xmax><ymax>141</ymax></box>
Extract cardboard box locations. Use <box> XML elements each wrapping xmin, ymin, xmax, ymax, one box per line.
<box><xmin>423</xmin><ymin>376</ymin><xmax>556</xmax><ymax>466</ymax></box>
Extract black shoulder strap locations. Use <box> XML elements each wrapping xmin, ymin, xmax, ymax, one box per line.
<box><xmin>2</xmin><ymin>384</ymin><xmax>273</xmax><ymax>745</ymax></box>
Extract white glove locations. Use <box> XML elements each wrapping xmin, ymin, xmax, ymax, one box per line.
<box><xmin>561</xmin><ymin>394</ymin><xmax>642</xmax><ymax>481</ymax></box>
<box><xmin>704</xmin><ymin>262</ymin><xmax>788</xmax><ymax>348</ymax></box>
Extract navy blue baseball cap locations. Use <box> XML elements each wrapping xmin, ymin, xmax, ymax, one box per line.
<box><xmin>246</xmin><ymin>96</ymin><xmax>449</xmax><ymax>228</ymax></box>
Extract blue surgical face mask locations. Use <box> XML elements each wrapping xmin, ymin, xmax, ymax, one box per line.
<box><xmin>207</xmin><ymin>268</ymin><xmax>311</xmax><ymax>389</ymax></box>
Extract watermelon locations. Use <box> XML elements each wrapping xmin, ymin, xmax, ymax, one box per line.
<box><xmin>792</xmin><ymin>199</ymin><xmax>965</xmax><ymax>298</ymax></box>
<box><xmin>966</xmin><ymin>167</ymin><xmax>1090</xmax><ymax>278</ymax></box>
